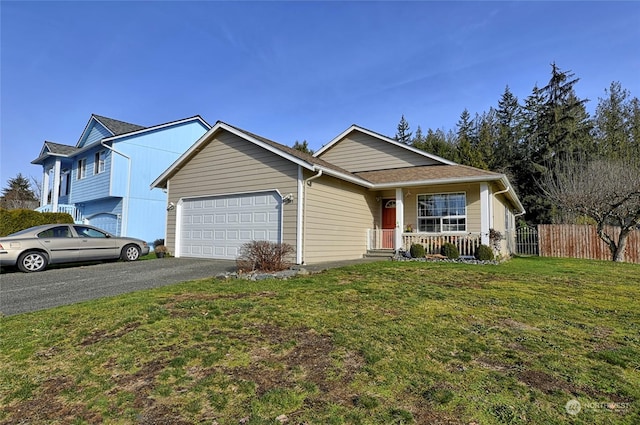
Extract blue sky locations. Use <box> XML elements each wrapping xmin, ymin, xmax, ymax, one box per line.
<box><xmin>1</xmin><ymin>1</ymin><xmax>639</xmax><ymax>188</ymax></box>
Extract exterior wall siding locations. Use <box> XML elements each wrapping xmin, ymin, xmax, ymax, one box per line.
<box><xmin>303</xmin><ymin>172</ymin><xmax>376</xmax><ymax>263</ymax></box>
<box><xmin>79</xmin><ymin>197</ymin><xmax>123</xmax><ymax>234</ymax></box>
<box><xmin>165</xmin><ymin>131</ymin><xmax>299</xmax><ymax>257</ymax></box>
<box><xmin>79</xmin><ymin>123</ymin><xmax>112</xmax><ymax>148</ymax></box>
<box><xmin>317</xmin><ymin>131</ymin><xmax>439</xmax><ymax>172</ymax></box>
<box><xmin>386</xmin><ymin>183</ymin><xmax>482</xmax><ymax>233</ymax></box>
<box><xmin>69</xmin><ymin>146</ymin><xmax>112</xmax><ymax>203</ymax></box>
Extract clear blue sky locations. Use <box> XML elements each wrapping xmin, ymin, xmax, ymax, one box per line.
<box><xmin>1</xmin><ymin>1</ymin><xmax>639</xmax><ymax>188</ymax></box>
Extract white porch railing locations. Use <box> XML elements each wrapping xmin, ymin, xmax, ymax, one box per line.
<box><xmin>403</xmin><ymin>233</ymin><xmax>482</xmax><ymax>257</ymax></box>
<box><xmin>36</xmin><ymin>204</ymin><xmax>82</xmax><ymax>223</ymax></box>
<box><xmin>367</xmin><ymin>228</ymin><xmax>396</xmax><ymax>250</ymax></box>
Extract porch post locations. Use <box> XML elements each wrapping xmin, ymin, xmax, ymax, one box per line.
<box><xmin>40</xmin><ymin>168</ymin><xmax>50</xmax><ymax>207</ymax></box>
<box><xmin>480</xmin><ymin>183</ymin><xmax>490</xmax><ymax>245</ymax></box>
<box><xmin>52</xmin><ymin>158</ymin><xmax>61</xmax><ymax>212</ymax></box>
<box><xmin>395</xmin><ymin>188</ymin><xmax>404</xmax><ymax>251</ymax></box>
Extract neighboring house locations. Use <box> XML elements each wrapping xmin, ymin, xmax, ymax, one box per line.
<box><xmin>151</xmin><ymin>122</ymin><xmax>525</xmax><ymax>264</ymax></box>
<box><xmin>32</xmin><ymin>114</ymin><xmax>210</xmax><ymax>243</ymax></box>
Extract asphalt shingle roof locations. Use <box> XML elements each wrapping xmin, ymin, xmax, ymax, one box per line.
<box><xmin>92</xmin><ymin>114</ymin><xmax>146</xmax><ymax>136</ymax></box>
<box><xmin>354</xmin><ymin>165</ymin><xmax>502</xmax><ymax>184</ymax></box>
<box><xmin>44</xmin><ymin>141</ymin><xmax>78</xmax><ymax>156</ymax></box>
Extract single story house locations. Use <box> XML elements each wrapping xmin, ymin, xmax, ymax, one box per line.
<box><xmin>151</xmin><ymin>122</ymin><xmax>525</xmax><ymax>264</ymax></box>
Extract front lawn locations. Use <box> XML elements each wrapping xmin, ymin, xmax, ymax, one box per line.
<box><xmin>1</xmin><ymin>257</ymin><xmax>638</xmax><ymax>424</ymax></box>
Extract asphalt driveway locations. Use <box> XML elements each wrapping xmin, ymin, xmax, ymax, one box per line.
<box><xmin>0</xmin><ymin>258</ymin><xmax>237</xmax><ymax>316</ymax></box>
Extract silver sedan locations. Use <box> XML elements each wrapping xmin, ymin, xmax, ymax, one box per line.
<box><xmin>0</xmin><ymin>224</ymin><xmax>150</xmax><ymax>272</ymax></box>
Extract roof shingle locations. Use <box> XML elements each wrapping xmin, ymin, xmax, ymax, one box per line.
<box><xmin>92</xmin><ymin>114</ymin><xmax>146</xmax><ymax>136</ymax></box>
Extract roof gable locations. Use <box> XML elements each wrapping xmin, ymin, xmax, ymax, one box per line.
<box><xmin>31</xmin><ymin>141</ymin><xmax>79</xmax><ymax>165</ymax></box>
<box><xmin>76</xmin><ymin>114</ymin><xmax>145</xmax><ymax>148</ymax></box>
<box><xmin>314</xmin><ymin>125</ymin><xmax>457</xmax><ymax>171</ymax></box>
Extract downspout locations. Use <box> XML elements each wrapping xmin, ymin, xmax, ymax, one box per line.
<box><xmin>296</xmin><ymin>166</ymin><xmax>304</xmax><ymax>265</ymax></box>
<box><xmin>301</xmin><ymin>169</ymin><xmax>323</xmax><ymax>264</ymax></box>
<box><xmin>491</xmin><ymin>186</ymin><xmax>510</xmax><ymax>230</ymax></box>
<box><xmin>101</xmin><ymin>141</ymin><xmax>132</xmax><ymax>236</ymax></box>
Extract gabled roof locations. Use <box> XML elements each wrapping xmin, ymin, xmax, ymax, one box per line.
<box><xmin>31</xmin><ymin>141</ymin><xmax>79</xmax><ymax>164</ymax></box>
<box><xmin>92</xmin><ymin>114</ymin><xmax>146</xmax><ymax>136</ymax></box>
<box><xmin>151</xmin><ymin>121</ymin><xmax>369</xmax><ymax>190</ymax></box>
<box><xmin>355</xmin><ymin>165</ymin><xmax>502</xmax><ymax>185</ymax></box>
<box><xmin>314</xmin><ymin>124</ymin><xmax>457</xmax><ymax>166</ymax></box>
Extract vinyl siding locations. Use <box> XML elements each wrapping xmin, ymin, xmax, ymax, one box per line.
<box><xmin>78</xmin><ymin>123</ymin><xmax>112</xmax><ymax>148</ymax></box>
<box><xmin>389</xmin><ymin>183</ymin><xmax>482</xmax><ymax>233</ymax></box>
<box><xmin>317</xmin><ymin>131</ymin><xmax>439</xmax><ymax>172</ymax></box>
<box><xmin>304</xmin><ymin>172</ymin><xmax>376</xmax><ymax>263</ymax></box>
<box><xmin>165</xmin><ymin>131</ymin><xmax>299</xmax><ymax>256</ymax></box>
<box><xmin>69</xmin><ymin>146</ymin><xmax>112</xmax><ymax>203</ymax></box>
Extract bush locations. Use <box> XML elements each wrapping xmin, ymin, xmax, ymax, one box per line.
<box><xmin>474</xmin><ymin>244</ymin><xmax>494</xmax><ymax>261</ymax></box>
<box><xmin>0</xmin><ymin>208</ymin><xmax>74</xmax><ymax>236</ymax></box>
<box><xmin>236</xmin><ymin>240</ymin><xmax>294</xmax><ymax>273</ymax></box>
<box><xmin>153</xmin><ymin>238</ymin><xmax>165</xmax><ymax>248</ymax></box>
<box><xmin>440</xmin><ymin>242</ymin><xmax>460</xmax><ymax>259</ymax></box>
<box><xmin>409</xmin><ymin>243</ymin><xmax>426</xmax><ymax>258</ymax></box>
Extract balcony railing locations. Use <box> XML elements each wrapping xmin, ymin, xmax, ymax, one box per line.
<box><xmin>403</xmin><ymin>232</ymin><xmax>482</xmax><ymax>257</ymax></box>
<box><xmin>35</xmin><ymin>204</ymin><xmax>82</xmax><ymax>223</ymax></box>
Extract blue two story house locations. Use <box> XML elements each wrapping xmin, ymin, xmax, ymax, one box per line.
<box><xmin>32</xmin><ymin>114</ymin><xmax>210</xmax><ymax>243</ymax></box>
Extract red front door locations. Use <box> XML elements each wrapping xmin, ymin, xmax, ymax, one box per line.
<box><xmin>382</xmin><ymin>199</ymin><xmax>396</xmax><ymax>249</ymax></box>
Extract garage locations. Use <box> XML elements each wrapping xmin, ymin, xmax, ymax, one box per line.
<box><xmin>87</xmin><ymin>213</ymin><xmax>119</xmax><ymax>235</ymax></box>
<box><xmin>178</xmin><ymin>191</ymin><xmax>282</xmax><ymax>259</ymax></box>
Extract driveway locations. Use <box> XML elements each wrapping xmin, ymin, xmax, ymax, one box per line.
<box><xmin>0</xmin><ymin>258</ymin><xmax>237</xmax><ymax>316</ymax></box>
<box><xmin>0</xmin><ymin>257</ymin><xmax>387</xmax><ymax>316</ymax></box>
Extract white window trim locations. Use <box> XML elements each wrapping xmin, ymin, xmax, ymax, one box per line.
<box><xmin>416</xmin><ymin>191</ymin><xmax>467</xmax><ymax>233</ymax></box>
<box><xmin>94</xmin><ymin>150</ymin><xmax>106</xmax><ymax>175</ymax></box>
<box><xmin>77</xmin><ymin>158</ymin><xmax>87</xmax><ymax>180</ymax></box>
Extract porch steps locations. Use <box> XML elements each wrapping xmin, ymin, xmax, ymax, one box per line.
<box><xmin>364</xmin><ymin>249</ymin><xmax>395</xmax><ymax>259</ymax></box>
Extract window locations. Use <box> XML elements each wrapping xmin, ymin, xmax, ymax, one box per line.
<box><xmin>73</xmin><ymin>226</ymin><xmax>108</xmax><ymax>238</ymax></box>
<box><xmin>94</xmin><ymin>151</ymin><xmax>106</xmax><ymax>174</ymax></box>
<box><xmin>37</xmin><ymin>226</ymin><xmax>71</xmax><ymax>238</ymax></box>
<box><xmin>417</xmin><ymin>193</ymin><xmax>467</xmax><ymax>232</ymax></box>
<box><xmin>77</xmin><ymin>158</ymin><xmax>87</xmax><ymax>180</ymax></box>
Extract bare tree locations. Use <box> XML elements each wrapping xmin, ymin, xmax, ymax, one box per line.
<box><xmin>542</xmin><ymin>157</ymin><xmax>640</xmax><ymax>261</ymax></box>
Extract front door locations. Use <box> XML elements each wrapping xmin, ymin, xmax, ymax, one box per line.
<box><xmin>382</xmin><ymin>199</ymin><xmax>396</xmax><ymax>249</ymax></box>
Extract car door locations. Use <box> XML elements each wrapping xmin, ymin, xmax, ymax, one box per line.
<box><xmin>36</xmin><ymin>225</ymin><xmax>79</xmax><ymax>263</ymax></box>
<box><xmin>72</xmin><ymin>225</ymin><xmax>119</xmax><ymax>260</ymax></box>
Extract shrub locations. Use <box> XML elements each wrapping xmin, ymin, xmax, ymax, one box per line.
<box><xmin>0</xmin><ymin>208</ymin><xmax>74</xmax><ymax>236</ymax></box>
<box><xmin>236</xmin><ymin>240</ymin><xmax>294</xmax><ymax>273</ymax></box>
<box><xmin>409</xmin><ymin>243</ymin><xmax>426</xmax><ymax>258</ymax></box>
<box><xmin>474</xmin><ymin>244</ymin><xmax>494</xmax><ymax>261</ymax></box>
<box><xmin>440</xmin><ymin>242</ymin><xmax>460</xmax><ymax>259</ymax></box>
<box><xmin>153</xmin><ymin>238</ymin><xmax>165</xmax><ymax>248</ymax></box>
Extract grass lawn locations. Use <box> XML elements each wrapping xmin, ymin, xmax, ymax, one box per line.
<box><xmin>1</xmin><ymin>257</ymin><xmax>638</xmax><ymax>424</ymax></box>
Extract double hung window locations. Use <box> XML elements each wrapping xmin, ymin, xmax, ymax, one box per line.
<box><xmin>94</xmin><ymin>151</ymin><xmax>106</xmax><ymax>174</ymax></box>
<box><xmin>77</xmin><ymin>158</ymin><xmax>87</xmax><ymax>180</ymax></box>
<box><xmin>417</xmin><ymin>193</ymin><xmax>466</xmax><ymax>232</ymax></box>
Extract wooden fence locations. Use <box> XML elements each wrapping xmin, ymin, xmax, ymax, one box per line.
<box><xmin>538</xmin><ymin>224</ymin><xmax>640</xmax><ymax>263</ymax></box>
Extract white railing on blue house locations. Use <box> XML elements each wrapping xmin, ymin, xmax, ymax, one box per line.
<box><xmin>35</xmin><ymin>204</ymin><xmax>82</xmax><ymax>223</ymax></box>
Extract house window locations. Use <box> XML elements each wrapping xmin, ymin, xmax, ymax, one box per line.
<box><xmin>417</xmin><ymin>192</ymin><xmax>466</xmax><ymax>232</ymax></box>
<box><xmin>77</xmin><ymin>158</ymin><xmax>87</xmax><ymax>180</ymax></box>
<box><xmin>94</xmin><ymin>151</ymin><xmax>106</xmax><ymax>174</ymax></box>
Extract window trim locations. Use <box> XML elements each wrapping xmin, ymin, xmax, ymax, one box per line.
<box><xmin>77</xmin><ymin>158</ymin><xmax>87</xmax><ymax>180</ymax></box>
<box><xmin>416</xmin><ymin>192</ymin><xmax>467</xmax><ymax>233</ymax></box>
<box><xmin>94</xmin><ymin>150</ymin><xmax>106</xmax><ymax>175</ymax></box>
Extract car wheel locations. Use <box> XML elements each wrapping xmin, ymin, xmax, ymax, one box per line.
<box><xmin>17</xmin><ymin>251</ymin><xmax>49</xmax><ymax>272</ymax></box>
<box><xmin>121</xmin><ymin>244</ymin><xmax>141</xmax><ymax>261</ymax></box>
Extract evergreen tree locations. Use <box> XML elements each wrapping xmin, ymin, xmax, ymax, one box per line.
<box><xmin>594</xmin><ymin>81</ymin><xmax>639</xmax><ymax>159</ymax></box>
<box><xmin>1</xmin><ymin>173</ymin><xmax>38</xmax><ymax>210</ymax></box>
<box><xmin>395</xmin><ymin>114</ymin><xmax>412</xmax><ymax>144</ymax></box>
<box><xmin>494</xmin><ymin>86</ymin><xmax>522</xmax><ymax>173</ymax></box>
<box><xmin>455</xmin><ymin>109</ymin><xmax>486</xmax><ymax>168</ymax></box>
<box><xmin>292</xmin><ymin>140</ymin><xmax>314</xmax><ymax>155</ymax></box>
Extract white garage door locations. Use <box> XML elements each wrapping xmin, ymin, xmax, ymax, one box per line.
<box><xmin>179</xmin><ymin>191</ymin><xmax>282</xmax><ymax>259</ymax></box>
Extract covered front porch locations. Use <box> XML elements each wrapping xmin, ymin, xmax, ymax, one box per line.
<box><xmin>365</xmin><ymin>185</ymin><xmax>492</xmax><ymax>257</ymax></box>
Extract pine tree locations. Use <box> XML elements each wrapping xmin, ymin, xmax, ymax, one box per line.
<box><xmin>292</xmin><ymin>140</ymin><xmax>314</xmax><ymax>155</ymax></box>
<box><xmin>395</xmin><ymin>114</ymin><xmax>412</xmax><ymax>144</ymax></box>
<box><xmin>594</xmin><ymin>81</ymin><xmax>638</xmax><ymax>159</ymax></box>
<box><xmin>1</xmin><ymin>173</ymin><xmax>38</xmax><ymax>210</ymax></box>
<box><xmin>494</xmin><ymin>86</ymin><xmax>522</xmax><ymax>173</ymax></box>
